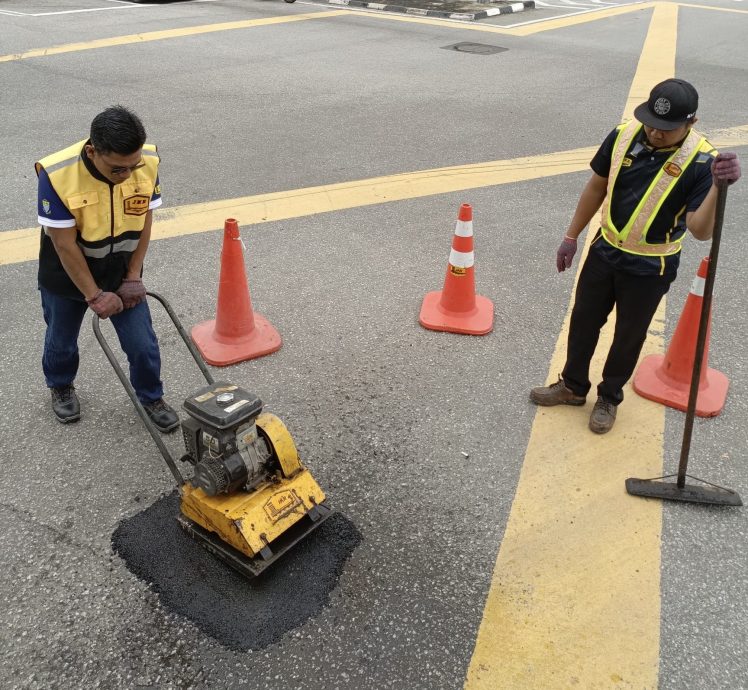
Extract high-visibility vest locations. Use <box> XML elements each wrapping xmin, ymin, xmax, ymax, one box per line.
<box><xmin>35</xmin><ymin>140</ymin><xmax>160</xmax><ymax>258</ymax></box>
<box><xmin>600</xmin><ymin>121</ymin><xmax>704</xmax><ymax>257</ymax></box>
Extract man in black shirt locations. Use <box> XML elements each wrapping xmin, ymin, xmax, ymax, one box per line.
<box><xmin>530</xmin><ymin>79</ymin><xmax>742</xmax><ymax>433</ymax></box>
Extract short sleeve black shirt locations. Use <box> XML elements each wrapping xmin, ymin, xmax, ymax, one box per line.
<box><xmin>589</xmin><ymin>125</ymin><xmax>716</xmax><ymax>277</ymax></box>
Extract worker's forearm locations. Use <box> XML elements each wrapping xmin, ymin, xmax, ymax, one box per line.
<box><xmin>54</xmin><ymin>241</ymin><xmax>100</xmax><ymax>301</ymax></box>
<box><xmin>687</xmin><ymin>185</ymin><xmax>718</xmax><ymax>240</ymax></box>
<box><xmin>126</xmin><ymin>212</ymin><xmax>152</xmax><ymax>279</ymax></box>
<box><xmin>566</xmin><ymin>180</ymin><xmax>607</xmax><ymax>239</ymax></box>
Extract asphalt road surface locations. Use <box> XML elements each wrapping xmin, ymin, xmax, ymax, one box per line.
<box><xmin>0</xmin><ymin>1</ymin><xmax>746</xmax><ymax>688</ymax></box>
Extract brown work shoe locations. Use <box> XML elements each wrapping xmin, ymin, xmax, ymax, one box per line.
<box><xmin>529</xmin><ymin>377</ymin><xmax>586</xmax><ymax>407</ymax></box>
<box><xmin>589</xmin><ymin>397</ymin><xmax>617</xmax><ymax>434</ymax></box>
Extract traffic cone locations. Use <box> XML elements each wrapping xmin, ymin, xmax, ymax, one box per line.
<box><xmin>419</xmin><ymin>204</ymin><xmax>494</xmax><ymax>335</ymax></box>
<box><xmin>191</xmin><ymin>218</ymin><xmax>282</xmax><ymax>366</ymax></box>
<box><xmin>633</xmin><ymin>257</ymin><xmax>728</xmax><ymax>416</ymax></box>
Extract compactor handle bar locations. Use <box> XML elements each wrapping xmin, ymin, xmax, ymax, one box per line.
<box><xmin>92</xmin><ymin>290</ymin><xmax>216</xmax><ymax>489</ymax></box>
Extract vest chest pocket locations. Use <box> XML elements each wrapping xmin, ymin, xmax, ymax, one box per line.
<box><xmin>66</xmin><ymin>191</ymin><xmax>102</xmax><ymax>238</ymax></box>
<box><xmin>120</xmin><ymin>181</ymin><xmax>153</xmax><ymax>217</ymax></box>
<box><xmin>67</xmin><ymin>191</ymin><xmax>99</xmax><ymax>210</ymax></box>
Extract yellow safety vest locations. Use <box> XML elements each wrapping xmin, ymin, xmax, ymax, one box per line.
<box><xmin>600</xmin><ymin>121</ymin><xmax>704</xmax><ymax>257</ymax></box>
<box><xmin>35</xmin><ymin>140</ymin><xmax>160</xmax><ymax>258</ymax></box>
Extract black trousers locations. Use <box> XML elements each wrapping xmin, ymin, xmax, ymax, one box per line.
<box><xmin>562</xmin><ymin>250</ymin><xmax>675</xmax><ymax>405</ymax></box>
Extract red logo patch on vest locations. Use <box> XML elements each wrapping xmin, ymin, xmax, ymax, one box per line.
<box><xmin>123</xmin><ymin>194</ymin><xmax>149</xmax><ymax>216</ymax></box>
<box><xmin>663</xmin><ymin>162</ymin><xmax>682</xmax><ymax>177</ymax></box>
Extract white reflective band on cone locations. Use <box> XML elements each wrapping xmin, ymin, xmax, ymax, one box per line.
<box><xmin>690</xmin><ymin>275</ymin><xmax>705</xmax><ymax>297</ymax></box>
<box><xmin>454</xmin><ymin>220</ymin><xmax>473</xmax><ymax>237</ymax></box>
<box><xmin>449</xmin><ymin>249</ymin><xmax>474</xmax><ymax>268</ymax></box>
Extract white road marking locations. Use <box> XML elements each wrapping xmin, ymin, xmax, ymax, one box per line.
<box><xmin>2</xmin><ymin>0</ymin><xmax>219</xmax><ymax>17</ymax></box>
<box><xmin>502</xmin><ymin>1</ymin><xmax>645</xmax><ymax>26</ymax></box>
<box><xmin>536</xmin><ymin>0</ymin><xmax>628</xmax><ymax>7</ymax></box>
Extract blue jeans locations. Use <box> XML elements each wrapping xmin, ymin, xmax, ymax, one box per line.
<box><xmin>40</xmin><ymin>287</ymin><xmax>164</xmax><ymax>404</ymax></box>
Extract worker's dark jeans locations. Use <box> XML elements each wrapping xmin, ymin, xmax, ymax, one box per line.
<box><xmin>40</xmin><ymin>287</ymin><xmax>164</xmax><ymax>404</ymax></box>
<box><xmin>562</xmin><ymin>251</ymin><xmax>675</xmax><ymax>405</ymax></box>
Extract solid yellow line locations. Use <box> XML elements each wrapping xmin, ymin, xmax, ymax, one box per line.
<box><xmin>622</xmin><ymin>2</ymin><xmax>679</xmax><ymax>119</ymax></box>
<box><xmin>0</xmin><ymin>1</ymin><xmax>658</xmax><ymax>65</ymax></box>
<box><xmin>0</xmin><ymin>2</ymin><xmax>699</xmax><ymax>69</ymax></box>
<box><xmin>0</xmin><ymin>2</ymin><xmax>735</xmax><ymax>69</ymax></box>
<box><xmin>0</xmin><ymin>148</ymin><xmax>596</xmax><ymax>266</ymax></box>
<box><xmin>3</xmin><ymin>124</ymin><xmax>744</xmax><ymax>267</ymax></box>
<box><xmin>463</xmin><ymin>4</ymin><xmax>679</xmax><ymax>689</ymax></box>
<box><xmin>0</xmin><ymin>11</ymin><xmax>347</xmax><ymax>63</ymax></box>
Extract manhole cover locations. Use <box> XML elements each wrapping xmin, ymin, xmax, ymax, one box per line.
<box><xmin>442</xmin><ymin>42</ymin><xmax>508</xmax><ymax>55</ymax></box>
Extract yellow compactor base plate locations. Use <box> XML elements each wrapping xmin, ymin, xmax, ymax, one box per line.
<box><xmin>176</xmin><ymin>495</ymin><xmax>334</xmax><ymax>579</ymax></box>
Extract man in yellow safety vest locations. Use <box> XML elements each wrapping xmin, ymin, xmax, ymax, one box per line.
<box><xmin>529</xmin><ymin>79</ymin><xmax>742</xmax><ymax>434</ymax></box>
<box><xmin>36</xmin><ymin>106</ymin><xmax>179</xmax><ymax>432</ymax></box>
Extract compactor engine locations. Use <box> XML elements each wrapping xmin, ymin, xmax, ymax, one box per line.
<box><xmin>180</xmin><ymin>384</ymin><xmax>272</xmax><ymax>496</ymax></box>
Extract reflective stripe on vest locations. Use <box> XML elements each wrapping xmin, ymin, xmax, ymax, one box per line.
<box><xmin>600</xmin><ymin>122</ymin><xmax>704</xmax><ymax>257</ymax></box>
<box><xmin>78</xmin><ymin>237</ymin><xmax>141</xmax><ymax>258</ymax></box>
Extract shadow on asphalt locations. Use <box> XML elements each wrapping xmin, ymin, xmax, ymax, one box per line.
<box><xmin>112</xmin><ymin>492</ymin><xmax>362</xmax><ymax>651</ymax></box>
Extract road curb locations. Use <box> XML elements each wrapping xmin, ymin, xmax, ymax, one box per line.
<box><xmin>327</xmin><ymin>0</ymin><xmax>535</xmax><ymax>21</ymax></box>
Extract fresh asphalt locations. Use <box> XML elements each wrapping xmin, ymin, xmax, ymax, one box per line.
<box><xmin>0</xmin><ymin>1</ymin><xmax>746</xmax><ymax>688</ymax></box>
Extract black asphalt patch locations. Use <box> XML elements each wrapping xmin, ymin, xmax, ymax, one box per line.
<box><xmin>112</xmin><ymin>492</ymin><xmax>361</xmax><ymax>651</ymax></box>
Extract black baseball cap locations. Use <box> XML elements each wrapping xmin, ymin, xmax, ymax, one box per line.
<box><xmin>634</xmin><ymin>79</ymin><xmax>699</xmax><ymax>130</ymax></box>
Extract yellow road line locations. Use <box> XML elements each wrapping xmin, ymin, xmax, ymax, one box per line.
<box><xmin>1</xmin><ymin>148</ymin><xmax>596</xmax><ymax>266</ymax></box>
<box><xmin>1</xmin><ymin>1</ymin><xmax>740</xmax><ymax>67</ymax></box>
<box><xmin>2</xmin><ymin>124</ymin><xmax>743</xmax><ymax>267</ymax></box>
<box><xmin>0</xmin><ymin>11</ymin><xmax>347</xmax><ymax>63</ymax></box>
<box><xmin>463</xmin><ymin>4</ymin><xmax>679</xmax><ymax>688</ymax></box>
<box><xmin>0</xmin><ymin>2</ymin><xmax>660</xmax><ymax>64</ymax></box>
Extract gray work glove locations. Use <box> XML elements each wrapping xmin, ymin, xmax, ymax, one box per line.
<box><xmin>87</xmin><ymin>290</ymin><xmax>124</xmax><ymax>319</ymax></box>
<box><xmin>556</xmin><ymin>236</ymin><xmax>578</xmax><ymax>272</ymax></box>
<box><xmin>712</xmin><ymin>152</ymin><xmax>741</xmax><ymax>186</ymax></box>
<box><xmin>116</xmin><ymin>278</ymin><xmax>147</xmax><ymax>309</ymax></box>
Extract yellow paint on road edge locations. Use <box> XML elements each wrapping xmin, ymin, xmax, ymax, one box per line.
<box><xmin>3</xmin><ymin>126</ymin><xmax>743</xmax><ymax>267</ymax></box>
<box><xmin>0</xmin><ymin>2</ymin><xmax>659</xmax><ymax>64</ymax></box>
<box><xmin>463</xmin><ymin>4</ymin><xmax>680</xmax><ymax>688</ymax></box>
<box><xmin>0</xmin><ymin>11</ymin><xmax>347</xmax><ymax>63</ymax></box>
<box><xmin>2</xmin><ymin>1</ymin><xmax>742</xmax><ymax>68</ymax></box>
<box><xmin>0</xmin><ymin>148</ymin><xmax>596</xmax><ymax>266</ymax></box>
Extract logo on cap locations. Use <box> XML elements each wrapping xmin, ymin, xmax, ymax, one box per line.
<box><xmin>654</xmin><ymin>98</ymin><xmax>671</xmax><ymax>115</ymax></box>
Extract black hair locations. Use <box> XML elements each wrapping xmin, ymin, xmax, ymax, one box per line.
<box><xmin>89</xmin><ymin>106</ymin><xmax>146</xmax><ymax>155</ymax></box>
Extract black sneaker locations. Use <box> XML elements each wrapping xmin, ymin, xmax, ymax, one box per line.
<box><xmin>51</xmin><ymin>385</ymin><xmax>81</xmax><ymax>423</ymax></box>
<box><xmin>143</xmin><ymin>398</ymin><xmax>180</xmax><ymax>433</ymax></box>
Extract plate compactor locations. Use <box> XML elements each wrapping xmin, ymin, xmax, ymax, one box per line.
<box><xmin>94</xmin><ymin>292</ymin><xmax>333</xmax><ymax>578</ymax></box>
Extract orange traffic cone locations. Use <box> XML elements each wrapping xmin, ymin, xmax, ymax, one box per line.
<box><xmin>191</xmin><ymin>218</ymin><xmax>282</xmax><ymax>366</ymax></box>
<box><xmin>419</xmin><ymin>204</ymin><xmax>494</xmax><ymax>335</ymax></box>
<box><xmin>633</xmin><ymin>257</ymin><xmax>728</xmax><ymax>416</ymax></box>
